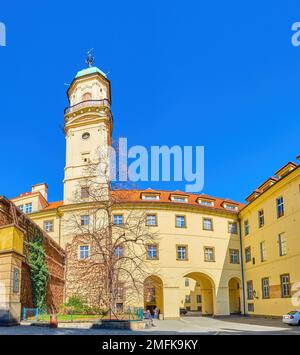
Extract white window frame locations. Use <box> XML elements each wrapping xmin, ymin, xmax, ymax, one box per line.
<box><xmin>204</xmin><ymin>247</ymin><xmax>215</xmax><ymax>262</ymax></box>
<box><xmin>260</xmin><ymin>241</ymin><xmax>266</xmax><ymax>262</ymax></box>
<box><xmin>113</xmin><ymin>214</ymin><xmax>123</xmax><ymax>225</ymax></box>
<box><xmin>230</xmin><ymin>249</ymin><xmax>240</xmax><ymax>264</ymax></box>
<box><xmin>176</xmin><ymin>215</ymin><xmax>186</xmax><ymax>228</ymax></box>
<box><xmin>79</xmin><ymin>245</ymin><xmax>90</xmax><ymax>260</ymax></box>
<box><xmin>278</xmin><ymin>233</ymin><xmax>287</xmax><ymax>256</ymax></box>
<box><xmin>25</xmin><ymin>203</ymin><xmax>32</xmax><ymax>214</ymax></box>
<box><xmin>146</xmin><ymin>214</ymin><xmax>157</xmax><ymax>226</ymax></box>
<box><xmin>277</xmin><ymin>197</ymin><xmax>284</xmax><ymax>218</ymax></box>
<box><xmin>80</xmin><ymin>215</ymin><xmax>90</xmax><ymax>226</ymax></box>
<box><xmin>147</xmin><ymin>245</ymin><xmax>157</xmax><ymax>259</ymax></box>
<box><xmin>203</xmin><ymin>218</ymin><xmax>213</xmax><ymax>231</ymax></box>
<box><xmin>177</xmin><ymin>246</ymin><xmax>187</xmax><ymax>260</ymax></box>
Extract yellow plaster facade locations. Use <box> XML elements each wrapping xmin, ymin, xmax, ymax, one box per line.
<box><xmin>0</xmin><ymin>225</ymin><xmax>24</xmax><ymax>324</ymax></box>
<box><xmin>239</xmin><ymin>166</ymin><xmax>300</xmax><ymax>317</ymax></box>
<box><xmin>8</xmin><ymin>64</ymin><xmax>300</xmax><ymax>320</ymax></box>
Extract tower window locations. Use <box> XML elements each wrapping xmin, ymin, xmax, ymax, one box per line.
<box><xmin>82</xmin><ymin>92</ymin><xmax>92</xmax><ymax>101</ymax></box>
<box><xmin>82</xmin><ymin>132</ymin><xmax>90</xmax><ymax>140</ymax></box>
<box><xmin>81</xmin><ymin>186</ymin><xmax>89</xmax><ymax>199</ymax></box>
<box><xmin>81</xmin><ymin>153</ymin><xmax>90</xmax><ymax>163</ymax></box>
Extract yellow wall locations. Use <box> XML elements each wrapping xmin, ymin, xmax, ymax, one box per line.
<box><xmin>0</xmin><ymin>225</ymin><xmax>24</xmax><ymax>255</ymax></box>
<box><xmin>240</xmin><ymin>167</ymin><xmax>300</xmax><ymax>317</ymax></box>
<box><xmin>0</xmin><ymin>225</ymin><xmax>24</xmax><ymax>325</ymax></box>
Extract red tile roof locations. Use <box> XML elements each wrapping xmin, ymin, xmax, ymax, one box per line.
<box><xmin>43</xmin><ymin>201</ymin><xmax>64</xmax><ymax>210</ymax></box>
<box><xmin>15</xmin><ymin>190</ymin><xmax>243</xmax><ymax>214</ymax></box>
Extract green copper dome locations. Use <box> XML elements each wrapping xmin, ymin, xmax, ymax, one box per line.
<box><xmin>75</xmin><ymin>66</ymin><xmax>107</xmax><ymax>79</ymax></box>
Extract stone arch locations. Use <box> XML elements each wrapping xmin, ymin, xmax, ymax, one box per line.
<box><xmin>182</xmin><ymin>271</ymin><xmax>216</xmax><ymax>316</ymax></box>
<box><xmin>144</xmin><ymin>275</ymin><xmax>164</xmax><ymax>316</ymax></box>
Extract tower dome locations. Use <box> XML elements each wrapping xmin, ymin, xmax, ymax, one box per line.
<box><xmin>75</xmin><ymin>66</ymin><xmax>107</xmax><ymax>79</ymax></box>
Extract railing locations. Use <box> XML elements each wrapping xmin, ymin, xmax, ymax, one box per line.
<box><xmin>64</xmin><ymin>99</ymin><xmax>110</xmax><ymax>115</ymax></box>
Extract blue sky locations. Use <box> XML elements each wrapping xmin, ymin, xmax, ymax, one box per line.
<box><xmin>1</xmin><ymin>0</ymin><xmax>300</xmax><ymax>203</ymax></box>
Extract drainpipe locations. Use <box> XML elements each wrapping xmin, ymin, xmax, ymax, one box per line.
<box><xmin>238</xmin><ymin>218</ymin><xmax>247</xmax><ymax>317</ymax></box>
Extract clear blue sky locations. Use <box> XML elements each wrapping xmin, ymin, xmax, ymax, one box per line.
<box><xmin>1</xmin><ymin>0</ymin><xmax>300</xmax><ymax>203</ymax></box>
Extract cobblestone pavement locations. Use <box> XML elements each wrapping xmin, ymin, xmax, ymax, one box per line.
<box><xmin>0</xmin><ymin>316</ymin><xmax>299</xmax><ymax>335</ymax></box>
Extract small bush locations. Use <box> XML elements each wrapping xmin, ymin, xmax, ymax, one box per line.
<box><xmin>59</xmin><ymin>296</ymin><xmax>111</xmax><ymax>316</ymax></box>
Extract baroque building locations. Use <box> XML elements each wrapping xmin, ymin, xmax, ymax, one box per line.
<box><xmin>5</xmin><ymin>62</ymin><xmax>300</xmax><ymax>320</ymax></box>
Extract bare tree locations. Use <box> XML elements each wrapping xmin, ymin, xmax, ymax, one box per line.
<box><xmin>64</xmin><ymin>142</ymin><xmax>158</xmax><ymax>319</ymax></box>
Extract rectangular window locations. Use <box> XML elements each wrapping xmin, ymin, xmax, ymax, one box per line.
<box><xmin>177</xmin><ymin>245</ymin><xmax>187</xmax><ymax>260</ymax></box>
<box><xmin>185</xmin><ymin>278</ymin><xmax>189</xmax><ymax>287</ymax></box>
<box><xmin>147</xmin><ymin>244</ymin><xmax>158</xmax><ymax>260</ymax></box>
<box><xmin>114</xmin><ymin>245</ymin><xmax>124</xmax><ymax>258</ymax></box>
<box><xmin>203</xmin><ymin>218</ymin><xmax>213</xmax><ymax>231</ymax></box>
<box><xmin>142</xmin><ymin>195</ymin><xmax>159</xmax><ymax>201</ymax></box>
<box><xmin>199</xmin><ymin>200</ymin><xmax>214</xmax><ymax>207</ymax></box>
<box><xmin>18</xmin><ymin>205</ymin><xmax>24</xmax><ymax>212</ymax></box>
<box><xmin>12</xmin><ymin>267</ymin><xmax>20</xmax><ymax>293</ymax></box>
<box><xmin>25</xmin><ymin>203</ymin><xmax>32</xmax><ymax>214</ymax></box>
<box><xmin>113</xmin><ymin>214</ymin><xmax>123</xmax><ymax>225</ymax></box>
<box><xmin>146</xmin><ymin>214</ymin><xmax>157</xmax><ymax>226</ymax></box>
<box><xmin>204</xmin><ymin>247</ymin><xmax>215</xmax><ymax>262</ymax></box>
<box><xmin>260</xmin><ymin>241</ymin><xmax>266</xmax><ymax>262</ymax></box>
<box><xmin>185</xmin><ymin>295</ymin><xmax>191</xmax><ymax>303</ymax></box>
<box><xmin>280</xmin><ymin>274</ymin><xmax>290</xmax><ymax>298</ymax></box>
<box><xmin>262</xmin><ymin>277</ymin><xmax>270</xmax><ymax>299</ymax></box>
<box><xmin>43</xmin><ymin>220</ymin><xmax>53</xmax><ymax>233</ymax></box>
<box><xmin>258</xmin><ymin>210</ymin><xmax>264</xmax><ymax>228</ymax></box>
<box><xmin>176</xmin><ymin>215</ymin><xmax>186</xmax><ymax>228</ymax></box>
<box><xmin>228</xmin><ymin>222</ymin><xmax>238</xmax><ymax>234</ymax></box>
<box><xmin>196</xmin><ymin>295</ymin><xmax>202</xmax><ymax>303</ymax></box>
<box><xmin>247</xmin><ymin>280</ymin><xmax>253</xmax><ymax>300</ymax></box>
<box><xmin>244</xmin><ymin>220</ymin><xmax>249</xmax><ymax>236</ymax></box>
<box><xmin>229</xmin><ymin>249</ymin><xmax>240</xmax><ymax>264</ymax></box>
<box><xmin>80</xmin><ymin>215</ymin><xmax>90</xmax><ymax>226</ymax></box>
<box><xmin>245</xmin><ymin>247</ymin><xmax>251</xmax><ymax>263</ymax></box>
<box><xmin>79</xmin><ymin>245</ymin><xmax>90</xmax><ymax>260</ymax></box>
<box><xmin>172</xmin><ymin>196</ymin><xmax>188</xmax><ymax>203</ymax></box>
<box><xmin>81</xmin><ymin>186</ymin><xmax>89</xmax><ymax>199</ymax></box>
<box><xmin>277</xmin><ymin>197</ymin><xmax>284</xmax><ymax>218</ymax></box>
<box><xmin>278</xmin><ymin>233</ymin><xmax>287</xmax><ymax>256</ymax></box>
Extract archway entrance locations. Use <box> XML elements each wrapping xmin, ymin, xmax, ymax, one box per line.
<box><xmin>228</xmin><ymin>277</ymin><xmax>241</xmax><ymax>314</ymax></box>
<box><xmin>144</xmin><ymin>275</ymin><xmax>164</xmax><ymax>316</ymax></box>
<box><xmin>182</xmin><ymin>272</ymin><xmax>215</xmax><ymax>316</ymax></box>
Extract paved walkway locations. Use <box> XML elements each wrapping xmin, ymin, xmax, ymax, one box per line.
<box><xmin>0</xmin><ymin>316</ymin><xmax>299</xmax><ymax>335</ymax></box>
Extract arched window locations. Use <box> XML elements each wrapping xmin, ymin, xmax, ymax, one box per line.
<box><xmin>82</xmin><ymin>92</ymin><xmax>92</xmax><ymax>101</ymax></box>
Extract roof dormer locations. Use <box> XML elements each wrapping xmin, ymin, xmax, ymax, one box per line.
<box><xmin>275</xmin><ymin>162</ymin><xmax>297</xmax><ymax>179</ymax></box>
<box><xmin>170</xmin><ymin>193</ymin><xmax>189</xmax><ymax>203</ymax></box>
<box><xmin>222</xmin><ymin>201</ymin><xmax>239</xmax><ymax>211</ymax></box>
<box><xmin>258</xmin><ymin>177</ymin><xmax>278</xmax><ymax>192</ymax></box>
<box><xmin>140</xmin><ymin>191</ymin><xmax>160</xmax><ymax>201</ymax></box>
<box><xmin>245</xmin><ymin>190</ymin><xmax>261</xmax><ymax>203</ymax></box>
<box><xmin>197</xmin><ymin>196</ymin><xmax>215</xmax><ymax>207</ymax></box>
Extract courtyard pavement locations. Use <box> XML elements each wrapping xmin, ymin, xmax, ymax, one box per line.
<box><xmin>0</xmin><ymin>315</ymin><xmax>299</xmax><ymax>335</ymax></box>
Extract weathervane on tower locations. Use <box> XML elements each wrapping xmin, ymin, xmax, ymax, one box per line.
<box><xmin>86</xmin><ymin>49</ymin><xmax>94</xmax><ymax>68</ymax></box>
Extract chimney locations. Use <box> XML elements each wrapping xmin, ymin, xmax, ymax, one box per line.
<box><xmin>32</xmin><ymin>183</ymin><xmax>48</xmax><ymax>201</ymax></box>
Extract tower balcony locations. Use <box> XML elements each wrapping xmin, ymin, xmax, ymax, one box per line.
<box><xmin>64</xmin><ymin>99</ymin><xmax>110</xmax><ymax>115</ymax></box>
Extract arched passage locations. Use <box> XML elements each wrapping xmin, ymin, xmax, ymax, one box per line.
<box><xmin>228</xmin><ymin>277</ymin><xmax>242</xmax><ymax>314</ymax></box>
<box><xmin>183</xmin><ymin>272</ymin><xmax>215</xmax><ymax>316</ymax></box>
<box><xmin>144</xmin><ymin>275</ymin><xmax>164</xmax><ymax>315</ymax></box>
